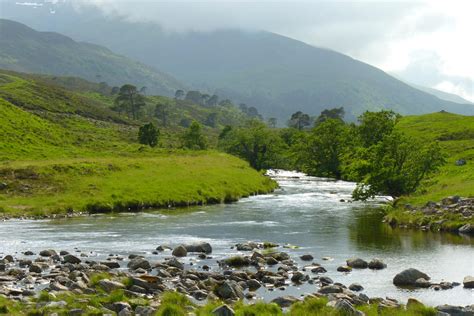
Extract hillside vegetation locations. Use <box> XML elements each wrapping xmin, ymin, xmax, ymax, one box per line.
<box><xmin>0</xmin><ymin>19</ymin><xmax>184</xmax><ymax>96</ymax></box>
<box><xmin>396</xmin><ymin>112</ymin><xmax>474</xmax><ymax>204</ymax></box>
<box><xmin>0</xmin><ymin>71</ymin><xmax>276</xmax><ymax>216</ymax></box>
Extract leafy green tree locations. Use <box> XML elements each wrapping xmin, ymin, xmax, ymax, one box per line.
<box><xmin>175</xmin><ymin>89</ymin><xmax>185</xmax><ymax>100</ymax></box>
<box><xmin>315</xmin><ymin>107</ymin><xmax>345</xmax><ymax>125</ymax></box>
<box><xmin>351</xmin><ymin>131</ymin><xmax>445</xmax><ymax>200</ymax></box>
<box><xmin>182</xmin><ymin>121</ymin><xmax>208</xmax><ymax>150</ymax></box>
<box><xmin>113</xmin><ymin>84</ymin><xmax>146</xmax><ymax>119</ymax></box>
<box><xmin>179</xmin><ymin>118</ymin><xmax>192</xmax><ymax>128</ymax></box>
<box><xmin>138</xmin><ymin>122</ymin><xmax>159</xmax><ymax>147</ymax></box>
<box><xmin>201</xmin><ymin>94</ymin><xmax>210</xmax><ymax>106</ymax></box>
<box><xmin>206</xmin><ymin>94</ymin><xmax>219</xmax><ymax>107</ymax></box>
<box><xmin>288</xmin><ymin>111</ymin><xmax>311</xmax><ymax>130</ymax></box>
<box><xmin>358</xmin><ymin>110</ymin><xmax>401</xmax><ymax>147</ymax></box>
<box><xmin>204</xmin><ymin>112</ymin><xmax>218</xmax><ymax>128</ymax></box>
<box><xmin>267</xmin><ymin>117</ymin><xmax>277</xmax><ymax>128</ymax></box>
<box><xmin>154</xmin><ymin>103</ymin><xmax>170</xmax><ymax>126</ymax></box>
<box><xmin>185</xmin><ymin>91</ymin><xmax>203</xmax><ymax>104</ymax></box>
<box><xmin>139</xmin><ymin>86</ymin><xmax>148</xmax><ymax>95</ymax></box>
<box><xmin>297</xmin><ymin>119</ymin><xmax>349</xmax><ymax>178</ymax></box>
<box><xmin>219</xmin><ymin>120</ymin><xmax>286</xmax><ymax>170</ymax></box>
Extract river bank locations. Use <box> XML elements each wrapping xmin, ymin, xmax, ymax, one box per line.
<box><xmin>1</xmin><ymin>241</ymin><xmax>473</xmax><ymax>315</ymax></box>
<box><xmin>0</xmin><ymin>152</ymin><xmax>277</xmax><ymax>218</ymax></box>
<box><xmin>385</xmin><ymin>196</ymin><xmax>474</xmax><ymax>235</ymax></box>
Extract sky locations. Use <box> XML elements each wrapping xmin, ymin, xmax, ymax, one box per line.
<box><xmin>7</xmin><ymin>0</ymin><xmax>474</xmax><ymax>102</ymax></box>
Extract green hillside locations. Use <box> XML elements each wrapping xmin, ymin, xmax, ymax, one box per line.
<box><xmin>0</xmin><ymin>19</ymin><xmax>184</xmax><ymax>96</ymax></box>
<box><xmin>0</xmin><ymin>71</ymin><xmax>276</xmax><ymax>216</ymax></box>
<box><xmin>396</xmin><ymin>112</ymin><xmax>474</xmax><ymax>204</ymax></box>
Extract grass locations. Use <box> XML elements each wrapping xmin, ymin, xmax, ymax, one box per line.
<box><xmin>0</xmin><ymin>70</ymin><xmax>276</xmax><ymax>216</ymax></box>
<box><xmin>0</xmin><ymin>152</ymin><xmax>276</xmax><ymax>216</ymax></box>
<box><xmin>0</xmin><ymin>290</ymin><xmax>440</xmax><ymax>316</ymax></box>
<box><xmin>386</xmin><ymin>112</ymin><xmax>474</xmax><ymax>229</ymax></box>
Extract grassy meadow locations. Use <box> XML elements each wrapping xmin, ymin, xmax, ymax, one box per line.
<box><xmin>0</xmin><ymin>71</ymin><xmax>276</xmax><ymax>216</ymax></box>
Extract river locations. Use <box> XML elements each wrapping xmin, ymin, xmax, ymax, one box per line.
<box><xmin>0</xmin><ymin>170</ymin><xmax>473</xmax><ymax>306</ymax></box>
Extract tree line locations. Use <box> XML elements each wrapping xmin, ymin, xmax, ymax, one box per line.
<box><xmin>218</xmin><ymin>108</ymin><xmax>445</xmax><ymax>201</ymax></box>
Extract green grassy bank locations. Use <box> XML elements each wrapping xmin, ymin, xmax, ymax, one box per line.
<box><xmin>0</xmin><ymin>152</ymin><xmax>276</xmax><ymax>216</ymax></box>
<box><xmin>386</xmin><ymin>112</ymin><xmax>474</xmax><ymax>231</ymax></box>
<box><xmin>0</xmin><ymin>71</ymin><xmax>276</xmax><ymax>217</ymax></box>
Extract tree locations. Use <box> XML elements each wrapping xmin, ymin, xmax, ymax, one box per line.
<box><xmin>201</xmin><ymin>94</ymin><xmax>210</xmax><ymax>106</ymax></box>
<box><xmin>206</xmin><ymin>94</ymin><xmax>219</xmax><ymax>107</ymax></box>
<box><xmin>219</xmin><ymin>99</ymin><xmax>234</xmax><ymax>107</ymax></box>
<box><xmin>175</xmin><ymin>89</ymin><xmax>185</xmax><ymax>100</ymax></box>
<box><xmin>179</xmin><ymin>118</ymin><xmax>192</xmax><ymax>128</ymax></box>
<box><xmin>219</xmin><ymin>120</ymin><xmax>286</xmax><ymax>170</ymax></box>
<box><xmin>315</xmin><ymin>107</ymin><xmax>345</xmax><ymax>125</ymax></box>
<box><xmin>288</xmin><ymin>111</ymin><xmax>311</xmax><ymax>130</ymax></box>
<box><xmin>154</xmin><ymin>103</ymin><xmax>170</xmax><ymax>127</ymax></box>
<box><xmin>267</xmin><ymin>117</ymin><xmax>277</xmax><ymax>128</ymax></box>
<box><xmin>298</xmin><ymin>119</ymin><xmax>349</xmax><ymax>178</ymax></box>
<box><xmin>358</xmin><ymin>110</ymin><xmax>401</xmax><ymax>147</ymax></box>
<box><xmin>138</xmin><ymin>123</ymin><xmax>159</xmax><ymax>147</ymax></box>
<box><xmin>185</xmin><ymin>91</ymin><xmax>203</xmax><ymax>104</ymax></box>
<box><xmin>139</xmin><ymin>86</ymin><xmax>148</xmax><ymax>95</ymax></box>
<box><xmin>182</xmin><ymin>121</ymin><xmax>208</xmax><ymax>150</ymax></box>
<box><xmin>247</xmin><ymin>106</ymin><xmax>262</xmax><ymax>120</ymax></box>
<box><xmin>113</xmin><ymin>84</ymin><xmax>146</xmax><ymax>119</ymax></box>
<box><xmin>204</xmin><ymin>112</ymin><xmax>218</xmax><ymax>128</ymax></box>
<box><xmin>351</xmin><ymin>131</ymin><xmax>445</xmax><ymax>200</ymax></box>
<box><xmin>111</xmin><ymin>86</ymin><xmax>120</xmax><ymax>95</ymax></box>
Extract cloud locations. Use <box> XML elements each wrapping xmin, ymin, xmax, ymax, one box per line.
<box><xmin>9</xmin><ymin>0</ymin><xmax>474</xmax><ymax>101</ymax></box>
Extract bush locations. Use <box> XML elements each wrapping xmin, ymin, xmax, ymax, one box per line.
<box><xmin>138</xmin><ymin>122</ymin><xmax>159</xmax><ymax>147</ymax></box>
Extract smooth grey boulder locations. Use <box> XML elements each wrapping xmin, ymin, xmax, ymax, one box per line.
<box><xmin>172</xmin><ymin>245</ymin><xmax>188</xmax><ymax>257</ymax></box>
<box><xmin>127</xmin><ymin>258</ymin><xmax>151</xmax><ymax>270</ymax></box>
<box><xmin>346</xmin><ymin>258</ymin><xmax>368</xmax><ymax>269</ymax></box>
<box><xmin>99</xmin><ymin>279</ymin><xmax>126</xmax><ymax>293</ymax></box>
<box><xmin>393</xmin><ymin>268</ymin><xmax>430</xmax><ymax>286</ymax></box>
<box><xmin>368</xmin><ymin>258</ymin><xmax>387</xmax><ymax>270</ymax></box>
<box><xmin>184</xmin><ymin>242</ymin><xmax>212</xmax><ymax>254</ymax></box>
<box><xmin>63</xmin><ymin>254</ymin><xmax>81</xmax><ymax>264</ymax></box>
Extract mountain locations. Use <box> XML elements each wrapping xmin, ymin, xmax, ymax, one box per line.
<box><xmin>0</xmin><ymin>19</ymin><xmax>184</xmax><ymax>96</ymax></box>
<box><xmin>2</xmin><ymin>3</ymin><xmax>473</xmax><ymax>121</ymax></box>
<box><xmin>411</xmin><ymin>84</ymin><xmax>473</xmax><ymax>105</ymax></box>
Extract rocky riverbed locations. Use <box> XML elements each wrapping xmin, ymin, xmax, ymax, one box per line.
<box><xmin>1</xmin><ymin>241</ymin><xmax>473</xmax><ymax>315</ymax></box>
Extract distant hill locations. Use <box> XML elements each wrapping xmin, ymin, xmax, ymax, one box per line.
<box><xmin>0</xmin><ymin>19</ymin><xmax>184</xmax><ymax>96</ymax></box>
<box><xmin>2</xmin><ymin>5</ymin><xmax>474</xmax><ymax>121</ymax></box>
<box><xmin>411</xmin><ymin>84</ymin><xmax>473</xmax><ymax>105</ymax></box>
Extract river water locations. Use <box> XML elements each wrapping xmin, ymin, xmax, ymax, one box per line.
<box><xmin>0</xmin><ymin>170</ymin><xmax>473</xmax><ymax>306</ymax></box>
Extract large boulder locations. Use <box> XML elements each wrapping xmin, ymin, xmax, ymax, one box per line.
<box><xmin>271</xmin><ymin>296</ymin><xmax>299</xmax><ymax>308</ymax></box>
<box><xmin>333</xmin><ymin>299</ymin><xmax>364</xmax><ymax>316</ymax></box>
<box><xmin>99</xmin><ymin>279</ymin><xmax>126</xmax><ymax>293</ymax></box>
<box><xmin>127</xmin><ymin>258</ymin><xmax>151</xmax><ymax>270</ymax></box>
<box><xmin>216</xmin><ymin>281</ymin><xmax>243</xmax><ymax>300</ymax></box>
<box><xmin>346</xmin><ymin>258</ymin><xmax>368</xmax><ymax>269</ymax></box>
<box><xmin>463</xmin><ymin>276</ymin><xmax>474</xmax><ymax>288</ymax></box>
<box><xmin>368</xmin><ymin>258</ymin><xmax>387</xmax><ymax>270</ymax></box>
<box><xmin>459</xmin><ymin>224</ymin><xmax>474</xmax><ymax>235</ymax></box>
<box><xmin>172</xmin><ymin>245</ymin><xmax>188</xmax><ymax>257</ymax></box>
<box><xmin>63</xmin><ymin>254</ymin><xmax>81</xmax><ymax>264</ymax></box>
<box><xmin>39</xmin><ymin>249</ymin><xmax>57</xmax><ymax>257</ymax></box>
<box><xmin>212</xmin><ymin>304</ymin><xmax>235</xmax><ymax>316</ymax></box>
<box><xmin>393</xmin><ymin>269</ymin><xmax>430</xmax><ymax>286</ymax></box>
<box><xmin>184</xmin><ymin>242</ymin><xmax>212</xmax><ymax>254</ymax></box>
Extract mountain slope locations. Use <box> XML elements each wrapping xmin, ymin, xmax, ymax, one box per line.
<box><xmin>2</xmin><ymin>4</ymin><xmax>473</xmax><ymax>121</ymax></box>
<box><xmin>0</xmin><ymin>19</ymin><xmax>184</xmax><ymax>96</ymax></box>
<box><xmin>411</xmin><ymin>84</ymin><xmax>473</xmax><ymax>105</ymax></box>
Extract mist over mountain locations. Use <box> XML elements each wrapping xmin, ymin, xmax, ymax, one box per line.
<box><xmin>2</xmin><ymin>1</ymin><xmax>473</xmax><ymax>121</ymax></box>
<box><xmin>0</xmin><ymin>18</ymin><xmax>184</xmax><ymax>96</ymax></box>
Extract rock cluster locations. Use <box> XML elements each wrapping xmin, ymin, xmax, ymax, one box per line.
<box><xmin>391</xmin><ymin>196</ymin><xmax>474</xmax><ymax>234</ymax></box>
<box><xmin>0</xmin><ymin>243</ymin><xmax>471</xmax><ymax>315</ymax></box>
